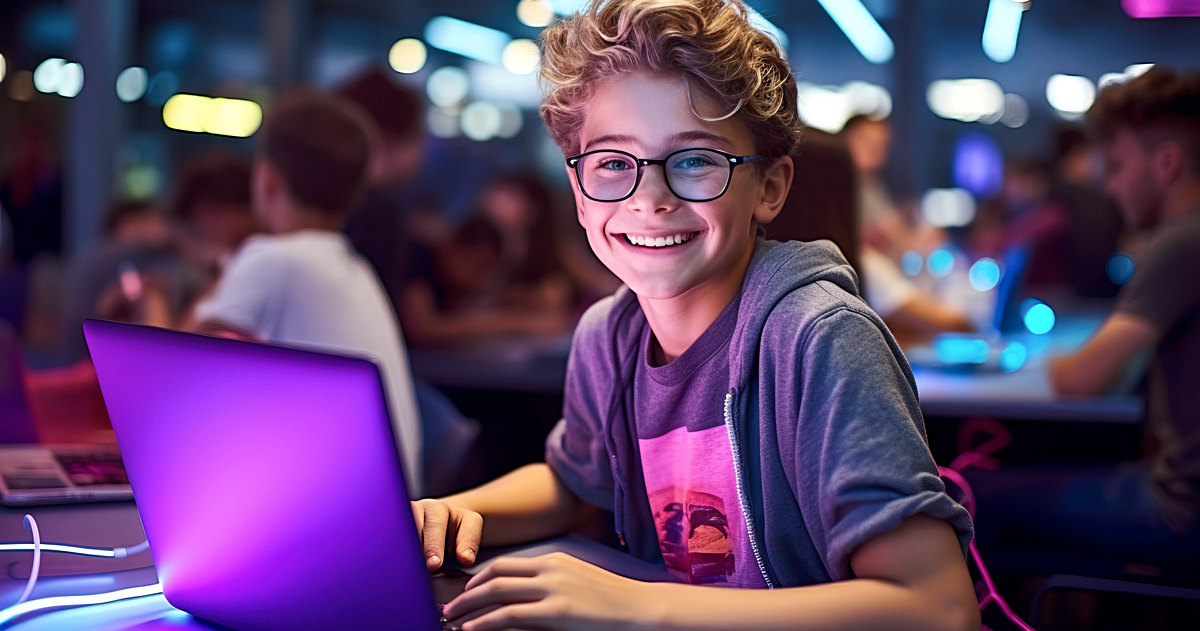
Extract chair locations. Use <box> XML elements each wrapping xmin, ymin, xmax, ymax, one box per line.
<box><xmin>1030</xmin><ymin>573</ymin><xmax>1200</xmax><ymax>630</ymax></box>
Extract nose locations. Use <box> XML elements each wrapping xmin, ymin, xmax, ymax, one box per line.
<box><xmin>626</xmin><ymin>163</ymin><xmax>677</xmax><ymax>214</ymax></box>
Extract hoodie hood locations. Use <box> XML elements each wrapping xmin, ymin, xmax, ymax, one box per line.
<box><xmin>729</xmin><ymin>239</ymin><xmax>859</xmax><ymax>392</ymax></box>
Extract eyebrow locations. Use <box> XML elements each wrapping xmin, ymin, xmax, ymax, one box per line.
<box><xmin>581</xmin><ymin>130</ymin><xmax>736</xmax><ymax>154</ymax></box>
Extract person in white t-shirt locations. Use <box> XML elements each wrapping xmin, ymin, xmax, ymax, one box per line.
<box><xmin>191</xmin><ymin>90</ymin><xmax>424</xmax><ymax>495</ymax></box>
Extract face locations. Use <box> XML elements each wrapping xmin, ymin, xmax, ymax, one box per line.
<box><xmin>844</xmin><ymin>119</ymin><xmax>891</xmax><ymax>177</ymax></box>
<box><xmin>1103</xmin><ymin>128</ymin><xmax>1165</xmax><ymax>229</ymax></box>
<box><xmin>568</xmin><ymin>72</ymin><xmax>786</xmax><ymax>301</ymax></box>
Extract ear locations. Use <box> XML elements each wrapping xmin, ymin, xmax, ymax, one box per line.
<box><xmin>753</xmin><ymin>155</ymin><xmax>794</xmax><ymax>225</ymax></box>
<box><xmin>566</xmin><ymin>164</ymin><xmax>588</xmax><ymax>226</ymax></box>
<box><xmin>1151</xmin><ymin>139</ymin><xmax>1185</xmax><ymax>186</ymax></box>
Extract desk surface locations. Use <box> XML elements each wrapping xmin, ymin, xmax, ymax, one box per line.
<box><xmin>0</xmin><ymin>502</ymin><xmax>667</xmax><ymax>630</ymax></box>
<box><xmin>409</xmin><ymin>313</ymin><xmax>1143</xmax><ymax>423</ymax></box>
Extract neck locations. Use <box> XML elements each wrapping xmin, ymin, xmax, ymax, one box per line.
<box><xmin>637</xmin><ymin>239</ymin><xmax>754</xmax><ymax>365</ymax></box>
<box><xmin>1163</xmin><ymin>178</ymin><xmax>1200</xmax><ymax>222</ymax></box>
<box><xmin>272</xmin><ymin>204</ymin><xmax>343</xmax><ymax>233</ymax></box>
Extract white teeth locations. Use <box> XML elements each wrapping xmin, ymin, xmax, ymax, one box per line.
<box><xmin>624</xmin><ymin>232</ymin><xmax>696</xmax><ymax>247</ymax></box>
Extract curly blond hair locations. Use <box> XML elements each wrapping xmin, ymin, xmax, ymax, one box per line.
<box><xmin>539</xmin><ymin>0</ymin><xmax>801</xmax><ymax>160</ymax></box>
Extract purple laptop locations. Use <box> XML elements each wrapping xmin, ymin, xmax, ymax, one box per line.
<box><xmin>83</xmin><ymin>319</ymin><xmax>440</xmax><ymax>631</ymax></box>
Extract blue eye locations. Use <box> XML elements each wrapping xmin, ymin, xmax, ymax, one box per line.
<box><xmin>670</xmin><ymin>152</ymin><xmax>719</xmax><ymax>170</ymax></box>
<box><xmin>597</xmin><ymin>158</ymin><xmax>633</xmax><ymax>171</ymax></box>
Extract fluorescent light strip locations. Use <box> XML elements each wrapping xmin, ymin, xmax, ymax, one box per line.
<box><xmin>0</xmin><ymin>583</ymin><xmax>164</xmax><ymax>626</ymax></box>
<box><xmin>816</xmin><ymin>0</ymin><xmax>894</xmax><ymax>64</ymax></box>
<box><xmin>424</xmin><ymin>16</ymin><xmax>511</xmax><ymax>65</ymax></box>
<box><xmin>982</xmin><ymin>0</ymin><xmax>1023</xmax><ymax>63</ymax></box>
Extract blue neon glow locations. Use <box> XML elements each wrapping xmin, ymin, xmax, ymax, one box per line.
<box><xmin>901</xmin><ymin>251</ymin><xmax>923</xmax><ymax>277</ymax></box>
<box><xmin>816</xmin><ymin>0</ymin><xmax>894</xmax><ymax>64</ymax></box>
<box><xmin>928</xmin><ymin>248</ymin><xmax>954</xmax><ymax>278</ymax></box>
<box><xmin>0</xmin><ymin>583</ymin><xmax>164</xmax><ymax>626</ymax></box>
<box><xmin>1106</xmin><ymin>253</ymin><xmax>1135</xmax><ymax>285</ymax></box>
<box><xmin>424</xmin><ymin>17</ymin><xmax>511</xmax><ymax>65</ymax></box>
<box><xmin>1022</xmin><ymin>300</ymin><xmax>1056</xmax><ymax>335</ymax></box>
<box><xmin>934</xmin><ymin>336</ymin><xmax>990</xmax><ymax>365</ymax></box>
<box><xmin>982</xmin><ymin>0</ymin><xmax>1024</xmax><ymax>63</ymax></box>
<box><xmin>969</xmin><ymin>258</ymin><xmax>1001</xmax><ymax>291</ymax></box>
<box><xmin>999</xmin><ymin>341</ymin><xmax>1028</xmax><ymax>372</ymax></box>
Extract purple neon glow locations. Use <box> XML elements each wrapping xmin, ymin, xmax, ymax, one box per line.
<box><xmin>1122</xmin><ymin>0</ymin><xmax>1200</xmax><ymax>17</ymax></box>
<box><xmin>84</xmin><ymin>321</ymin><xmax>440</xmax><ymax>631</ymax></box>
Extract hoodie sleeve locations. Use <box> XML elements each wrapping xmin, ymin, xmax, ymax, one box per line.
<box><xmin>544</xmin><ymin>296</ymin><xmax>619</xmax><ymax>510</ymax></box>
<box><xmin>794</xmin><ymin>306</ymin><xmax>973</xmax><ymax>581</ymax></box>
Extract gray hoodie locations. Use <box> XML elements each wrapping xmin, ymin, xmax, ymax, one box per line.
<box><xmin>546</xmin><ymin>238</ymin><xmax>973</xmax><ymax>586</ymax></box>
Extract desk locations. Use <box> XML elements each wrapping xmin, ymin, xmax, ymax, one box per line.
<box><xmin>0</xmin><ymin>502</ymin><xmax>666</xmax><ymax>630</ymax></box>
<box><xmin>911</xmin><ymin>311</ymin><xmax>1142</xmax><ymax>423</ymax></box>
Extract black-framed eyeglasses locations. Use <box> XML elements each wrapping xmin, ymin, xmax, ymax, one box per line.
<box><xmin>566</xmin><ymin>147</ymin><xmax>767</xmax><ymax>203</ymax></box>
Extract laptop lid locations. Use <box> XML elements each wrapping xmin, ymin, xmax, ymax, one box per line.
<box><xmin>83</xmin><ymin>320</ymin><xmax>439</xmax><ymax>631</ymax></box>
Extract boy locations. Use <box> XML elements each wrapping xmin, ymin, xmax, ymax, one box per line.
<box><xmin>191</xmin><ymin>90</ymin><xmax>423</xmax><ymax>495</ymax></box>
<box><xmin>415</xmin><ymin>1</ymin><xmax>977</xmax><ymax>629</ymax></box>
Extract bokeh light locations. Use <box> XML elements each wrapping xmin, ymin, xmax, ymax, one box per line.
<box><xmin>517</xmin><ymin>0</ymin><xmax>555</xmax><ymax>27</ymax></box>
<box><xmin>901</xmin><ymin>251</ymin><xmax>923</xmax><ymax>277</ymax></box>
<box><xmin>969</xmin><ymin>258</ymin><xmax>1001</xmax><ymax>292</ymax></box>
<box><xmin>460</xmin><ymin>101</ymin><xmax>503</xmax><ymax>141</ymax></box>
<box><xmin>927</xmin><ymin>79</ymin><xmax>1004</xmax><ymax>123</ymax></box>
<box><xmin>928</xmin><ymin>248</ymin><xmax>955</xmax><ymax>278</ymax></box>
<box><xmin>426</xmin><ymin>66</ymin><xmax>470</xmax><ymax>108</ymax></box>
<box><xmin>921</xmin><ymin>188</ymin><xmax>976</xmax><ymax>228</ymax></box>
<box><xmin>8</xmin><ymin>71</ymin><xmax>34</xmax><ymax>102</ymax></box>
<box><xmin>1000</xmin><ymin>93</ymin><xmax>1028</xmax><ymax>128</ymax></box>
<box><xmin>116</xmin><ymin>66</ymin><xmax>148</xmax><ymax>102</ymax></box>
<box><xmin>145</xmin><ymin>71</ymin><xmax>179</xmax><ymax>107</ymax></box>
<box><xmin>1106</xmin><ymin>253</ymin><xmax>1135</xmax><ymax>285</ymax></box>
<box><xmin>999</xmin><ymin>341</ymin><xmax>1028</xmax><ymax>373</ymax></box>
<box><xmin>1046</xmin><ymin>74</ymin><xmax>1096</xmax><ymax>119</ymax></box>
<box><xmin>501</xmin><ymin>39</ymin><xmax>540</xmax><ymax>75</ymax></box>
<box><xmin>427</xmin><ymin>107</ymin><xmax>460</xmax><ymax>138</ymax></box>
<box><xmin>162</xmin><ymin>94</ymin><xmax>262</xmax><ymax>137</ymax></box>
<box><xmin>388</xmin><ymin>38</ymin><xmax>427</xmax><ymax>74</ymax></box>
<box><xmin>0</xmin><ymin>54</ymin><xmax>6</xmax><ymax>83</ymax></box>
<box><xmin>1021</xmin><ymin>299</ymin><xmax>1056</xmax><ymax>335</ymax></box>
<box><xmin>33</xmin><ymin>58</ymin><xmax>65</xmax><ymax>93</ymax></box>
<box><xmin>934</xmin><ymin>336</ymin><xmax>989</xmax><ymax>365</ymax></box>
<box><xmin>496</xmin><ymin>102</ymin><xmax>523</xmax><ymax>139</ymax></box>
<box><xmin>953</xmin><ymin>132</ymin><xmax>1004</xmax><ymax>198</ymax></box>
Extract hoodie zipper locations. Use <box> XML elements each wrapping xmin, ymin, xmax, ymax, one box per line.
<box><xmin>724</xmin><ymin>390</ymin><xmax>775</xmax><ymax>588</ymax></box>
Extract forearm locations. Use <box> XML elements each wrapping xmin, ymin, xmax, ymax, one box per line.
<box><xmin>635</xmin><ymin>576</ymin><xmax>977</xmax><ymax>631</ymax></box>
<box><xmin>443</xmin><ymin>463</ymin><xmax>595</xmax><ymax>546</ymax></box>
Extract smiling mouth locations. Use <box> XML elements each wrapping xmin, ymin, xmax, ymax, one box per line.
<box><xmin>622</xmin><ymin>232</ymin><xmax>698</xmax><ymax>248</ymax></box>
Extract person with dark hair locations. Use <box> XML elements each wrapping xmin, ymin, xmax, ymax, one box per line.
<box><xmin>188</xmin><ymin>90</ymin><xmax>424</xmax><ymax>495</ymax></box>
<box><xmin>171</xmin><ymin>150</ymin><xmax>259</xmax><ymax>272</ymax></box>
<box><xmin>399</xmin><ymin>174</ymin><xmax>578</xmax><ymax>346</ymax></box>
<box><xmin>969</xmin><ymin>66</ymin><xmax>1200</xmax><ymax>575</ymax></box>
<box><xmin>337</xmin><ymin>69</ymin><xmax>434</xmax><ymax>314</ymax></box>
<box><xmin>1049</xmin><ymin>125</ymin><xmax>1126</xmax><ymax>297</ymax></box>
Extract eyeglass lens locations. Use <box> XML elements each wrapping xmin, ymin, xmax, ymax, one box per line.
<box><xmin>576</xmin><ymin>149</ymin><xmax>731</xmax><ymax>201</ymax></box>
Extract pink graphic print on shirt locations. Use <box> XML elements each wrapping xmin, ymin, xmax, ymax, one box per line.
<box><xmin>640</xmin><ymin>425</ymin><xmax>756</xmax><ymax>586</ymax></box>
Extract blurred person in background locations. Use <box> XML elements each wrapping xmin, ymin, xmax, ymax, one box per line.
<box><xmin>400</xmin><ymin>173</ymin><xmax>585</xmax><ymax>346</ymax></box>
<box><xmin>968</xmin><ymin>156</ymin><xmax>1070</xmax><ymax>287</ymax></box>
<box><xmin>118</xmin><ymin>90</ymin><xmax>425</xmax><ymax>495</ymax></box>
<box><xmin>59</xmin><ymin>200</ymin><xmax>189</xmax><ymax>363</ymax></box>
<box><xmin>972</xmin><ymin>66</ymin><xmax>1200</xmax><ymax>573</ymax></box>
<box><xmin>1050</xmin><ymin>126</ymin><xmax>1126</xmax><ymax>297</ymax></box>
<box><xmin>838</xmin><ymin>117</ymin><xmax>972</xmax><ymax>344</ymax></box>
<box><xmin>337</xmin><ymin>68</ymin><xmax>437</xmax><ymax>313</ymax></box>
<box><xmin>171</xmin><ymin>150</ymin><xmax>259</xmax><ymax>276</ymax></box>
<box><xmin>0</xmin><ymin>108</ymin><xmax>63</xmax><ymax>266</ymax></box>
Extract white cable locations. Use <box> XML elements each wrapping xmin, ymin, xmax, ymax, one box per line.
<box><xmin>15</xmin><ymin>516</ymin><xmax>40</xmax><ymax>605</ymax></box>
<box><xmin>0</xmin><ymin>540</ymin><xmax>150</xmax><ymax>558</ymax></box>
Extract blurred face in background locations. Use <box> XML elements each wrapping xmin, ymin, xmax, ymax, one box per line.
<box><xmin>1103</xmin><ymin>127</ymin><xmax>1165</xmax><ymax>230</ymax></box>
<box><xmin>844</xmin><ymin>119</ymin><xmax>892</xmax><ymax>178</ymax></box>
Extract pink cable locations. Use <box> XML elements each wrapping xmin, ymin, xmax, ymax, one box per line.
<box><xmin>942</xmin><ymin>419</ymin><xmax>1040</xmax><ymax>631</ymax></box>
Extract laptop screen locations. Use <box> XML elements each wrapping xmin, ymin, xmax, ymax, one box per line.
<box><xmin>84</xmin><ymin>320</ymin><xmax>440</xmax><ymax>631</ymax></box>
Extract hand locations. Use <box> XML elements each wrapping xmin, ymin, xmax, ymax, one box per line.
<box><xmin>412</xmin><ymin>499</ymin><xmax>484</xmax><ymax>572</ymax></box>
<box><xmin>442</xmin><ymin>552</ymin><xmax>647</xmax><ymax>631</ymax></box>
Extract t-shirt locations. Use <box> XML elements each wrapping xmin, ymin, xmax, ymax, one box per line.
<box><xmin>634</xmin><ymin>293</ymin><xmax>766</xmax><ymax>587</ymax></box>
<box><xmin>195</xmin><ymin>230</ymin><xmax>423</xmax><ymax>495</ymax></box>
<box><xmin>1115</xmin><ymin>205</ymin><xmax>1200</xmax><ymax>534</ymax></box>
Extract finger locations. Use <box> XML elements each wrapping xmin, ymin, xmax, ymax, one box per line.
<box><xmin>462</xmin><ymin>601</ymin><xmax>553</xmax><ymax>631</ymax></box>
<box><xmin>454</xmin><ymin>510</ymin><xmax>484</xmax><ymax>566</ymax></box>
<box><xmin>444</xmin><ymin>577</ymin><xmax>545</xmax><ymax>621</ymax></box>
<box><xmin>420</xmin><ymin>502</ymin><xmax>450</xmax><ymax>571</ymax></box>
<box><xmin>463</xmin><ymin>557</ymin><xmax>543</xmax><ymax>591</ymax></box>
